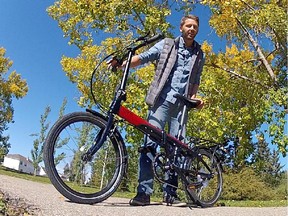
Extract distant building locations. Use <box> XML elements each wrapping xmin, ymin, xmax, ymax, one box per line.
<box><xmin>38</xmin><ymin>166</ymin><xmax>46</xmax><ymax>176</ymax></box>
<box><xmin>2</xmin><ymin>154</ymin><xmax>45</xmax><ymax>176</ymax></box>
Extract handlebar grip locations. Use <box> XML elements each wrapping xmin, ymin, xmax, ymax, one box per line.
<box><xmin>145</xmin><ymin>34</ymin><xmax>165</xmax><ymax>45</ymax></box>
<box><xmin>111</xmin><ymin>57</ymin><xmax>123</xmax><ymax>72</ymax></box>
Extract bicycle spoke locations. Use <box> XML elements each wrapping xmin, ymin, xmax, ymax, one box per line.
<box><xmin>44</xmin><ymin>112</ymin><xmax>126</xmax><ymax>204</ymax></box>
<box><xmin>181</xmin><ymin>148</ymin><xmax>223</xmax><ymax>207</ymax></box>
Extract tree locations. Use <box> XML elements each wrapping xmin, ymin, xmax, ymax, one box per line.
<box><xmin>251</xmin><ymin>133</ymin><xmax>283</xmax><ymax>187</ymax></box>
<box><xmin>59</xmin><ymin>97</ymin><xmax>67</xmax><ymax>118</ymax></box>
<box><xmin>53</xmin><ymin>98</ymin><xmax>70</xmax><ymax>167</ymax></box>
<box><xmin>47</xmin><ymin>1</ymin><xmax>177</xmax><ymax>183</ymax></box>
<box><xmin>190</xmin><ymin>44</ymin><xmax>274</xmax><ymax>165</ymax></box>
<box><xmin>0</xmin><ymin>47</ymin><xmax>28</xmax><ymax>161</ymax></box>
<box><xmin>46</xmin><ymin>0</ymin><xmax>287</xmax><ymax>178</ymax></box>
<box><xmin>30</xmin><ymin>98</ymin><xmax>67</xmax><ymax>175</ymax></box>
<box><xmin>68</xmin><ymin>122</ymin><xmax>96</xmax><ymax>183</ymax></box>
<box><xmin>31</xmin><ymin>106</ymin><xmax>51</xmax><ymax>176</ymax></box>
<box><xmin>200</xmin><ymin>0</ymin><xmax>287</xmax><ymax>155</ymax></box>
<box><xmin>274</xmin><ymin>170</ymin><xmax>288</xmax><ymax>200</ymax></box>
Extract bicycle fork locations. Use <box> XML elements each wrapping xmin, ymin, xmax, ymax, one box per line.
<box><xmin>81</xmin><ymin>113</ymin><xmax>115</xmax><ymax>162</ymax></box>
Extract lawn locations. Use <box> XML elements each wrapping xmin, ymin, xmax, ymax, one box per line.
<box><xmin>0</xmin><ymin>166</ymin><xmax>287</xmax><ymax>208</ymax></box>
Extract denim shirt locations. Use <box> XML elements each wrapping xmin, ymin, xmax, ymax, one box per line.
<box><xmin>139</xmin><ymin>36</ymin><xmax>202</xmax><ymax>104</ymax></box>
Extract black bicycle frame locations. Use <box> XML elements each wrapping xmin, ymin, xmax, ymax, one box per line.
<box><xmin>83</xmin><ymin>34</ymin><xmax>197</xmax><ymax>162</ymax></box>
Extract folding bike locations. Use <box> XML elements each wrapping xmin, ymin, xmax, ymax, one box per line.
<box><xmin>44</xmin><ymin>34</ymin><xmax>227</xmax><ymax>207</ymax></box>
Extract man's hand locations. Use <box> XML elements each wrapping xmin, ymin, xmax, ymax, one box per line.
<box><xmin>195</xmin><ymin>98</ymin><xmax>204</xmax><ymax>109</ymax></box>
<box><xmin>191</xmin><ymin>97</ymin><xmax>204</xmax><ymax>109</ymax></box>
<box><xmin>107</xmin><ymin>57</ymin><xmax>125</xmax><ymax>70</ymax></box>
<box><xmin>107</xmin><ymin>55</ymin><xmax>142</xmax><ymax>71</ymax></box>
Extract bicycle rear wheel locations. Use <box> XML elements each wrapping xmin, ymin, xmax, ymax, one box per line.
<box><xmin>43</xmin><ymin>111</ymin><xmax>127</xmax><ymax>204</ymax></box>
<box><xmin>183</xmin><ymin>148</ymin><xmax>222</xmax><ymax>207</ymax></box>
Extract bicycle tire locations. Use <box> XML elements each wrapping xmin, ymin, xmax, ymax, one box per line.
<box><xmin>43</xmin><ymin>111</ymin><xmax>127</xmax><ymax>204</ymax></box>
<box><xmin>183</xmin><ymin>148</ymin><xmax>223</xmax><ymax>207</ymax></box>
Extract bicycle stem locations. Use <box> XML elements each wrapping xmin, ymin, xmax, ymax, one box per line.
<box><xmin>120</xmin><ymin>50</ymin><xmax>134</xmax><ymax>91</ymax></box>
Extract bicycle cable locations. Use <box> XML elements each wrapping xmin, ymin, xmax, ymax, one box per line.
<box><xmin>90</xmin><ymin>52</ymin><xmax>115</xmax><ymax>112</ymax></box>
<box><xmin>89</xmin><ymin>33</ymin><xmax>152</xmax><ymax>112</ymax></box>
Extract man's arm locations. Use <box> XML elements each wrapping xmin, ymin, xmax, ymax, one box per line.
<box><xmin>189</xmin><ymin>84</ymin><xmax>199</xmax><ymax>99</ymax></box>
<box><xmin>188</xmin><ymin>52</ymin><xmax>205</xmax><ymax>109</ymax></box>
<box><xmin>121</xmin><ymin>55</ymin><xmax>142</xmax><ymax>68</ymax></box>
<box><xmin>107</xmin><ymin>39</ymin><xmax>164</xmax><ymax>69</ymax></box>
<box><xmin>189</xmin><ymin>84</ymin><xmax>204</xmax><ymax>109</ymax></box>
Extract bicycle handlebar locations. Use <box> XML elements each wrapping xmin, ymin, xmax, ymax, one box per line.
<box><xmin>91</xmin><ymin>33</ymin><xmax>164</xmax><ymax>107</ymax></box>
<box><xmin>132</xmin><ymin>34</ymin><xmax>164</xmax><ymax>51</ymax></box>
<box><xmin>111</xmin><ymin>33</ymin><xmax>164</xmax><ymax>71</ymax></box>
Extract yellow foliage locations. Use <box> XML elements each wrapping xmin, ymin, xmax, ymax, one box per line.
<box><xmin>0</xmin><ymin>48</ymin><xmax>28</xmax><ymax>99</ymax></box>
<box><xmin>201</xmin><ymin>41</ymin><xmax>213</xmax><ymax>55</ymax></box>
<box><xmin>46</xmin><ymin>0</ymin><xmax>287</xmax><ymax>156</ymax></box>
<box><xmin>47</xmin><ymin>0</ymin><xmax>171</xmax><ymax>48</ymax></box>
<box><xmin>0</xmin><ymin>47</ymin><xmax>28</xmax><ymax>126</ymax></box>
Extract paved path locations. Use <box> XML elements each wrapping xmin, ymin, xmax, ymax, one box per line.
<box><xmin>0</xmin><ymin>174</ymin><xmax>287</xmax><ymax>216</ymax></box>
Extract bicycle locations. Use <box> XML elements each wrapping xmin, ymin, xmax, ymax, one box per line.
<box><xmin>43</xmin><ymin>34</ymin><xmax>227</xmax><ymax>208</ymax></box>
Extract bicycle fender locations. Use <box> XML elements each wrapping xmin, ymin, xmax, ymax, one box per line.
<box><xmin>86</xmin><ymin>108</ymin><xmax>108</xmax><ymax>120</ymax></box>
<box><xmin>199</xmin><ymin>147</ymin><xmax>225</xmax><ymax>172</ymax></box>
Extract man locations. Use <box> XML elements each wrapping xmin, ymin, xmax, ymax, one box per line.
<box><xmin>110</xmin><ymin>15</ymin><xmax>205</xmax><ymax>206</ymax></box>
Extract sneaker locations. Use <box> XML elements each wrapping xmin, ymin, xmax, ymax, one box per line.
<box><xmin>162</xmin><ymin>195</ymin><xmax>187</xmax><ymax>207</ymax></box>
<box><xmin>129</xmin><ymin>193</ymin><xmax>150</xmax><ymax>206</ymax></box>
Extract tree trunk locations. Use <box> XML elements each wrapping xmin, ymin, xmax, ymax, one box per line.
<box><xmin>236</xmin><ymin>18</ymin><xmax>278</xmax><ymax>86</ymax></box>
<box><xmin>100</xmin><ymin>149</ymin><xmax>108</xmax><ymax>190</ymax></box>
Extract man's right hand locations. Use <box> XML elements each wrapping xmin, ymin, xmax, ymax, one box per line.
<box><xmin>107</xmin><ymin>55</ymin><xmax>141</xmax><ymax>70</ymax></box>
<box><xmin>107</xmin><ymin>57</ymin><xmax>123</xmax><ymax>70</ymax></box>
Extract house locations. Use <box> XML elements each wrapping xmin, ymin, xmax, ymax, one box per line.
<box><xmin>38</xmin><ymin>166</ymin><xmax>46</xmax><ymax>176</ymax></box>
<box><xmin>2</xmin><ymin>154</ymin><xmax>35</xmax><ymax>175</ymax></box>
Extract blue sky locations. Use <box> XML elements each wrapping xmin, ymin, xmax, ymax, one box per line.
<box><xmin>1</xmin><ymin>1</ymin><xmax>286</xmax><ymax>169</ymax></box>
<box><xmin>1</xmin><ymin>1</ymin><xmax>81</xmax><ymax>158</ymax></box>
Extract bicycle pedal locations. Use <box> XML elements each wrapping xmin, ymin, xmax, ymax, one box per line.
<box><xmin>187</xmin><ymin>182</ymin><xmax>202</xmax><ymax>189</ymax></box>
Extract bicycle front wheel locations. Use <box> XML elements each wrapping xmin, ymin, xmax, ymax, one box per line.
<box><xmin>184</xmin><ymin>148</ymin><xmax>223</xmax><ymax>207</ymax></box>
<box><xmin>43</xmin><ymin>111</ymin><xmax>127</xmax><ymax>204</ymax></box>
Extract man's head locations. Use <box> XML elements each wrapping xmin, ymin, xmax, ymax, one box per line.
<box><xmin>180</xmin><ymin>15</ymin><xmax>199</xmax><ymax>27</ymax></box>
<box><xmin>180</xmin><ymin>15</ymin><xmax>199</xmax><ymax>44</ymax></box>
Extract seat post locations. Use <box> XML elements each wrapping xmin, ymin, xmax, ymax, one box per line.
<box><xmin>173</xmin><ymin>93</ymin><xmax>199</xmax><ymax>141</ymax></box>
<box><xmin>177</xmin><ymin>104</ymin><xmax>188</xmax><ymax>141</ymax></box>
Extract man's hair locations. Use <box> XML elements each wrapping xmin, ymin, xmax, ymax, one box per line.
<box><xmin>180</xmin><ymin>15</ymin><xmax>199</xmax><ymax>27</ymax></box>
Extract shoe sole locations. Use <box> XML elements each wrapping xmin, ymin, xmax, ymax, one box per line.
<box><xmin>162</xmin><ymin>202</ymin><xmax>187</xmax><ymax>207</ymax></box>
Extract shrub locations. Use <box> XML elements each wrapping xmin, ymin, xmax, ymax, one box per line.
<box><xmin>222</xmin><ymin>167</ymin><xmax>275</xmax><ymax>200</ymax></box>
<box><xmin>273</xmin><ymin>172</ymin><xmax>288</xmax><ymax>200</ymax></box>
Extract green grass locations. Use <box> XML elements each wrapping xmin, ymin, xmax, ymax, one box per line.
<box><xmin>220</xmin><ymin>199</ymin><xmax>288</xmax><ymax>207</ymax></box>
<box><xmin>0</xmin><ymin>166</ymin><xmax>287</xmax><ymax>207</ymax></box>
<box><xmin>0</xmin><ymin>166</ymin><xmax>51</xmax><ymax>184</ymax></box>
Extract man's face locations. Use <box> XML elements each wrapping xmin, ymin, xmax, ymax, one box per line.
<box><xmin>180</xmin><ymin>18</ymin><xmax>199</xmax><ymax>41</ymax></box>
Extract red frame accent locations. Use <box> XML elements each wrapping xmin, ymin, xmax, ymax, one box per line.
<box><xmin>117</xmin><ymin>105</ymin><xmax>147</xmax><ymax>126</ymax></box>
<box><xmin>117</xmin><ymin>105</ymin><xmax>189</xmax><ymax>148</ymax></box>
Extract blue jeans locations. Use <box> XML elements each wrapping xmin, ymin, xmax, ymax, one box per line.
<box><xmin>136</xmin><ymin>97</ymin><xmax>187</xmax><ymax>196</ymax></box>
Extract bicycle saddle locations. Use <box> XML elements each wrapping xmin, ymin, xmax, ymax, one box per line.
<box><xmin>174</xmin><ymin>94</ymin><xmax>201</xmax><ymax>109</ymax></box>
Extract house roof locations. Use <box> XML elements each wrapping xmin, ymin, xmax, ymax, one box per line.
<box><xmin>5</xmin><ymin>154</ymin><xmax>33</xmax><ymax>164</ymax></box>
